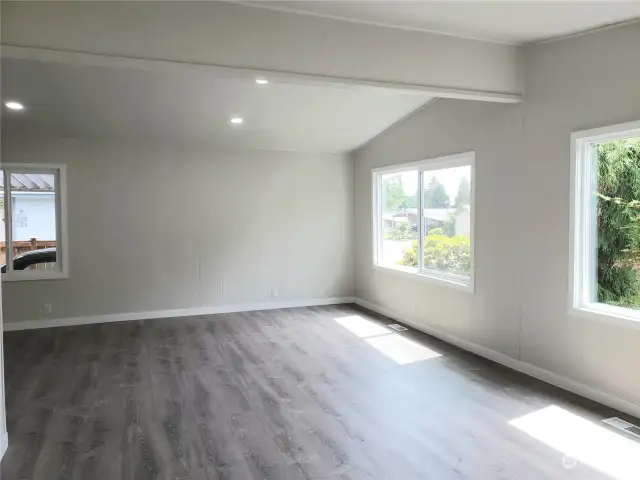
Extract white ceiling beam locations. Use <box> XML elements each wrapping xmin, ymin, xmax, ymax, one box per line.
<box><xmin>2</xmin><ymin>46</ymin><xmax>520</xmax><ymax>105</ymax></box>
<box><xmin>1</xmin><ymin>1</ymin><xmax>523</xmax><ymax>104</ymax></box>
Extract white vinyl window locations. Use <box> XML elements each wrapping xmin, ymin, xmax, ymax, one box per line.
<box><xmin>570</xmin><ymin>120</ymin><xmax>640</xmax><ymax>323</ymax></box>
<box><xmin>1</xmin><ymin>164</ymin><xmax>68</xmax><ymax>281</ymax></box>
<box><xmin>372</xmin><ymin>151</ymin><xmax>475</xmax><ymax>292</ymax></box>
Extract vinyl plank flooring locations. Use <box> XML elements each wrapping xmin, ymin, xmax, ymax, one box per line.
<box><xmin>2</xmin><ymin>304</ymin><xmax>639</xmax><ymax>480</ymax></box>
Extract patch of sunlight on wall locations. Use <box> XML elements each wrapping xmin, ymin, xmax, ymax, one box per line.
<box><xmin>333</xmin><ymin>315</ymin><xmax>442</xmax><ymax>365</ymax></box>
<box><xmin>510</xmin><ymin>405</ymin><xmax>640</xmax><ymax>480</ymax></box>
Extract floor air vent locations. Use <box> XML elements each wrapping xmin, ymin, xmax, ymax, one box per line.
<box><xmin>387</xmin><ymin>324</ymin><xmax>408</xmax><ymax>332</ymax></box>
<box><xmin>602</xmin><ymin>417</ymin><xmax>640</xmax><ymax>438</ymax></box>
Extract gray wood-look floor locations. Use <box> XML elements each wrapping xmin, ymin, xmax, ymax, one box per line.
<box><xmin>1</xmin><ymin>304</ymin><xmax>638</xmax><ymax>480</ymax></box>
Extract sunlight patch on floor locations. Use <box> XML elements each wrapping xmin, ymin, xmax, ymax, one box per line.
<box><xmin>365</xmin><ymin>334</ymin><xmax>441</xmax><ymax>364</ymax></box>
<box><xmin>333</xmin><ymin>315</ymin><xmax>442</xmax><ymax>365</ymax></box>
<box><xmin>333</xmin><ymin>315</ymin><xmax>391</xmax><ymax>338</ymax></box>
<box><xmin>510</xmin><ymin>405</ymin><xmax>640</xmax><ymax>480</ymax></box>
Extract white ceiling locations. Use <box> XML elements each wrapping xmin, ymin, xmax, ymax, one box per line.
<box><xmin>243</xmin><ymin>1</ymin><xmax>640</xmax><ymax>44</ymax></box>
<box><xmin>1</xmin><ymin>58</ymin><xmax>434</xmax><ymax>153</ymax></box>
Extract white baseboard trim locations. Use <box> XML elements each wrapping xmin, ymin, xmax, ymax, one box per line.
<box><xmin>7</xmin><ymin>295</ymin><xmax>638</xmax><ymax>418</ymax></box>
<box><xmin>354</xmin><ymin>297</ymin><xmax>640</xmax><ymax>419</ymax></box>
<box><xmin>1</xmin><ymin>431</ymin><xmax>8</xmax><ymax>460</ymax></box>
<box><xmin>4</xmin><ymin>297</ymin><xmax>355</xmax><ymax>332</ymax></box>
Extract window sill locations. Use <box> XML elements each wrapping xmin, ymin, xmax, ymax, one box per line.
<box><xmin>572</xmin><ymin>302</ymin><xmax>640</xmax><ymax>330</ymax></box>
<box><xmin>2</xmin><ymin>271</ymin><xmax>68</xmax><ymax>282</ymax></box>
<box><xmin>372</xmin><ymin>264</ymin><xmax>474</xmax><ymax>292</ymax></box>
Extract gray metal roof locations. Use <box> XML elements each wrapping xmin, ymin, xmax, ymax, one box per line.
<box><xmin>0</xmin><ymin>173</ymin><xmax>55</xmax><ymax>192</ymax></box>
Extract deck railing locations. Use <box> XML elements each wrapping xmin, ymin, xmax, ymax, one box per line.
<box><xmin>0</xmin><ymin>238</ymin><xmax>56</xmax><ymax>265</ymax></box>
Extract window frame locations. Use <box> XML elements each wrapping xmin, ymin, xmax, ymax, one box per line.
<box><xmin>569</xmin><ymin>120</ymin><xmax>640</xmax><ymax>324</ymax></box>
<box><xmin>372</xmin><ymin>151</ymin><xmax>475</xmax><ymax>292</ymax></box>
<box><xmin>1</xmin><ymin>163</ymin><xmax>68</xmax><ymax>282</ymax></box>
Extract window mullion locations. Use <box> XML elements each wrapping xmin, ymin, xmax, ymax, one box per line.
<box><xmin>577</xmin><ymin>141</ymin><xmax>599</xmax><ymax>307</ymax></box>
<box><xmin>3</xmin><ymin>169</ymin><xmax>14</xmax><ymax>273</ymax></box>
<box><xmin>418</xmin><ymin>168</ymin><xmax>424</xmax><ymax>272</ymax></box>
<box><xmin>374</xmin><ymin>173</ymin><xmax>381</xmax><ymax>265</ymax></box>
<box><xmin>55</xmin><ymin>168</ymin><xmax>64</xmax><ymax>274</ymax></box>
<box><xmin>587</xmin><ymin>144</ymin><xmax>599</xmax><ymax>304</ymax></box>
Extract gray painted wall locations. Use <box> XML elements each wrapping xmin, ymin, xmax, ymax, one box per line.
<box><xmin>0</xmin><ymin>277</ymin><xmax>6</xmax><ymax>454</ymax></box>
<box><xmin>2</xmin><ymin>139</ymin><xmax>354</xmax><ymax>323</ymax></box>
<box><xmin>354</xmin><ymin>22</ymin><xmax>640</xmax><ymax>407</ymax></box>
<box><xmin>0</xmin><ymin>1</ymin><xmax>9</xmax><ymax>443</ymax></box>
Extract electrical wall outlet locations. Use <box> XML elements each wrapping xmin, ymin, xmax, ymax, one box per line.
<box><xmin>43</xmin><ymin>303</ymin><xmax>53</xmax><ymax>315</ymax></box>
<box><xmin>271</xmin><ymin>286</ymin><xmax>279</xmax><ymax>298</ymax></box>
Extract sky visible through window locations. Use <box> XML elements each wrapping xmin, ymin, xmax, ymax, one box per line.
<box><xmin>396</xmin><ymin>166</ymin><xmax>469</xmax><ymax>203</ymax></box>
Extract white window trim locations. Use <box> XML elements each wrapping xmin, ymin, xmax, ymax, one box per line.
<box><xmin>569</xmin><ymin>120</ymin><xmax>640</xmax><ymax>325</ymax></box>
<box><xmin>2</xmin><ymin>163</ymin><xmax>68</xmax><ymax>282</ymax></box>
<box><xmin>372</xmin><ymin>151</ymin><xmax>475</xmax><ymax>293</ymax></box>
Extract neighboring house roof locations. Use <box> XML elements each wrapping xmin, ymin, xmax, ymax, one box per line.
<box><xmin>393</xmin><ymin>208</ymin><xmax>451</xmax><ymax>221</ymax></box>
<box><xmin>386</xmin><ymin>206</ymin><xmax>471</xmax><ymax>222</ymax></box>
<box><xmin>0</xmin><ymin>173</ymin><xmax>55</xmax><ymax>192</ymax></box>
<box><xmin>423</xmin><ymin>209</ymin><xmax>450</xmax><ymax>222</ymax></box>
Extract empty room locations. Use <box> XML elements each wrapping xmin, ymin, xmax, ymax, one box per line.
<box><xmin>1</xmin><ymin>1</ymin><xmax>640</xmax><ymax>479</ymax></box>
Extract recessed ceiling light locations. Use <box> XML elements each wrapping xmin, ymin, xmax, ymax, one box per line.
<box><xmin>5</xmin><ymin>101</ymin><xmax>25</xmax><ymax>111</ymax></box>
<box><xmin>230</xmin><ymin>117</ymin><xmax>244</xmax><ymax>125</ymax></box>
<box><xmin>255</xmin><ymin>78</ymin><xmax>268</xmax><ymax>85</ymax></box>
